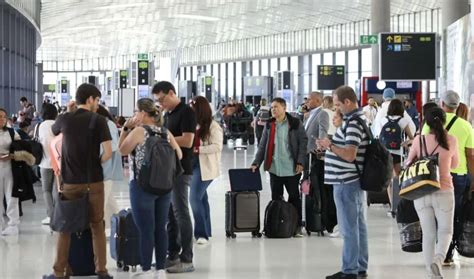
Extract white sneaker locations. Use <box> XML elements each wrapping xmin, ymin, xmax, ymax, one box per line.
<box><xmin>131</xmin><ymin>269</ymin><xmax>154</xmax><ymax>278</ymax></box>
<box><xmin>156</xmin><ymin>270</ymin><xmax>167</xmax><ymax>279</ymax></box>
<box><xmin>1</xmin><ymin>226</ymin><xmax>19</xmax><ymax>236</ymax></box>
<box><xmin>41</xmin><ymin>217</ymin><xmax>50</xmax><ymax>225</ymax></box>
<box><xmin>196</xmin><ymin>238</ymin><xmax>209</xmax><ymax>245</ymax></box>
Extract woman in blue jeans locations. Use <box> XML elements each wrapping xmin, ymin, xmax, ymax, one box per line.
<box><xmin>189</xmin><ymin>96</ymin><xmax>223</xmax><ymax>244</ymax></box>
<box><xmin>119</xmin><ymin>98</ymin><xmax>182</xmax><ymax>278</ymax></box>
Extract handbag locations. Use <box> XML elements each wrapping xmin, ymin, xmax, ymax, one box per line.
<box><xmin>50</xmin><ymin>113</ymin><xmax>97</xmax><ymax>233</ymax></box>
<box><xmin>399</xmin><ymin>135</ymin><xmax>440</xmax><ymax>200</ymax></box>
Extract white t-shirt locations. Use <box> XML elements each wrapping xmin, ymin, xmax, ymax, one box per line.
<box><xmin>372</xmin><ymin>101</ymin><xmax>416</xmax><ymax>138</ymax></box>
<box><xmin>324</xmin><ymin>109</ymin><xmax>337</xmax><ymax>136</ymax></box>
<box><xmin>379</xmin><ymin>115</ymin><xmax>409</xmax><ymax>156</ymax></box>
<box><xmin>0</xmin><ymin>128</ymin><xmax>20</xmax><ymax>168</ymax></box>
<box><xmin>37</xmin><ymin>120</ymin><xmax>55</xmax><ymax>169</ymax></box>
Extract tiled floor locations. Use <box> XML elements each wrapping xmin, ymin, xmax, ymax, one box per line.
<box><xmin>1</xmin><ymin>143</ymin><xmax>474</xmax><ymax>279</ymax></box>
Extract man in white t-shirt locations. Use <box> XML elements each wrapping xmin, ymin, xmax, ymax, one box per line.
<box><xmin>372</xmin><ymin>88</ymin><xmax>416</xmax><ymax>138</ymax></box>
<box><xmin>362</xmin><ymin>97</ymin><xmax>378</xmax><ymax>126</ymax></box>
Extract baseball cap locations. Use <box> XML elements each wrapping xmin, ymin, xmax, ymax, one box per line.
<box><xmin>382</xmin><ymin>88</ymin><xmax>395</xmax><ymax>101</ymax></box>
<box><xmin>441</xmin><ymin>90</ymin><xmax>460</xmax><ymax>109</ymax></box>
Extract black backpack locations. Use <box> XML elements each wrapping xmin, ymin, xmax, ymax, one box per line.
<box><xmin>264</xmin><ymin>200</ymin><xmax>298</xmax><ymax>238</ymax></box>
<box><xmin>345</xmin><ymin>115</ymin><xmax>393</xmax><ymax>192</ymax></box>
<box><xmin>133</xmin><ymin>125</ymin><xmax>183</xmax><ymax>195</ymax></box>
<box><xmin>396</xmin><ymin>199</ymin><xmax>422</xmax><ymax>253</ymax></box>
<box><xmin>30</xmin><ymin>123</ymin><xmax>44</xmax><ymax>165</ymax></box>
<box><xmin>379</xmin><ymin>116</ymin><xmax>403</xmax><ymax>150</ymax></box>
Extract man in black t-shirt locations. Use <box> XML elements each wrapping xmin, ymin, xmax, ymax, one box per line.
<box><xmin>45</xmin><ymin>83</ymin><xmax>113</xmax><ymax>279</ymax></box>
<box><xmin>153</xmin><ymin>81</ymin><xmax>196</xmax><ymax>273</ymax></box>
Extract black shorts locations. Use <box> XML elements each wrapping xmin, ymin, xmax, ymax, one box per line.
<box><xmin>391</xmin><ymin>154</ymin><xmax>401</xmax><ymax>164</ymax></box>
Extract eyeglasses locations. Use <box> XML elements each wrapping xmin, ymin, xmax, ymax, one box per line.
<box><xmin>157</xmin><ymin>94</ymin><xmax>168</xmax><ymax>104</ymax></box>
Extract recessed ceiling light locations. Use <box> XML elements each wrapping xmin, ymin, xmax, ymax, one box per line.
<box><xmin>172</xmin><ymin>14</ymin><xmax>220</xmax><ymax>22</ymax></box>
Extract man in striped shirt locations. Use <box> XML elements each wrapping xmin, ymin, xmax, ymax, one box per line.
<box><xmin>317</xmin><ymin>86</ymin><xmax>369</xmax><ymax>279</ymax></box>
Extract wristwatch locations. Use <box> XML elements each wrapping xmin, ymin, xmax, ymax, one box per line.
<box><xmin>123</xmin><ymin>126</ymin><xmax>130</xmax><ymax>132</ymax></box>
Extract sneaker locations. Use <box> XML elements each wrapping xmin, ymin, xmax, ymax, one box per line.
<box><xmin>41</xmin><ymin>217</ymin><xmax>51</xmax><ymax>225</ymax></box>
<box><xmin>164</xmin><ymin>257</ymin><xmax>180</xmax><ymax>268</ymax></box>
<box><xmin>131</xmin><ymin>270</ymin><xmax>154</xmax><ymax>278</ymax></box>
<box><xmin>358</xmin><ymin>271</ymin><xmax>368</xmax><ymax>278</ymax></box>
<box><xmin>1</xmin><ymin>226</ymin><xmax>18</xmax><ymax>236</ymax></box>
<box><xmin>196</xmin><ymin>238</ymin><xmax>209</xmax><ymax>245</ymax></box>
<box><xmin>97</xmin><ymin>273</ymin><xmax>113</xmax><ymax>279</ymax></box>
<box><xmin>431</xmin><ymin>260</ymin><xmax>443</xmax><ymax>278</ymax></box>
<box><xmin>166</xmin><ymin>262</ymin><xmax>195</xmax><ymax>273</ymax></box>
<box><xmin>326</xmin><ymin>271</ymin><xmax>357</xmax><ymax>279</ymax></box>
<box><xmin>156</xmin><ymin>270</ymin><xmax>167</xmax><ymax>279</ymax></box>
<box><xmin>442</xmin><ymin>257</ymin><xmax>454</xmax><ymax>266</ymax></box>
<box><xmin>294</xmin><ymin>227</ymin><xmax>304</xmax><ymax>238</ymax></box>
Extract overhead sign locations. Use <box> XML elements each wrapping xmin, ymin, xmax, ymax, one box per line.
<box><xmin>137</xmin><ymin>53</ymin><xmax>148</xmax><ymax>60</ymax></box>
<box><xmin>120</xmin><ymin>70</ymin><xmax>128</xmax><ymax>89</ymax></box>
<box><xmin>137</xmin><ymin>60</ymin><xmax>149</xmax><ymax>85</ymax></box>
<box><xmin>380</xmin><ymin>32</ymin><xmax>436</xmax><ymax>80</ymax></box>
<box><xmin>60</xmin><ymin>80</ymin><xmax>68</xmax><ymax>93</ymax></box>
<box><xmin>317</xmin><ymin>65</ymin><xmax>345</xmax><ymax>90</ymax></box>
<box><xmin>360</xmin><ymin>35</ymin><xmax>378</xmax><ymax>45</ymax></box>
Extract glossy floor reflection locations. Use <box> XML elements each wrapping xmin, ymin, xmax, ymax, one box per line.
<box><xmin>1</xmin><ymin>143</ymin><xmax>474</xmax><ymax>279</ymax></box>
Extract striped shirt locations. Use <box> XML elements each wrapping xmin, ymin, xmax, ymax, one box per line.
<box><xmin>324</xmin><ymin>109</ymin><xmax>369</xmax><ymax>185</ymax></box>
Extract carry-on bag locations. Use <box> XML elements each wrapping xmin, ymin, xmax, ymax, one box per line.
<box><xmin>457</xmin><ymin>192</ymin><xmax>474</xmax><ymax>258</ymax></box>
<box><xmin>225</xmin><ymin>191</ymin><xmax>261</xmax><ymax>238</ymax></box>
<box><xmin>396</xmin><ymin>199</ymin><xmax>422</xmax><ymax>253</ymax></box>
<box><xmin>68</xmin><ymin>228</ymin><xmax>95</xmax><ymax>276</ymax></box>
<box><xmin>110</xmin><ymin>209</ymin><xmax>141</xmax><ymax>271</ymax></box>
<box><xmin>301</xmin><ymin>153</ymin><xmax>324</xmax><ymax>236</ymax></box>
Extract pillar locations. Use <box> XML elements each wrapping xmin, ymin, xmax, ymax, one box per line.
<box><xmin>371</xmin><ymin>0</ymin><xmax>391</xmax><ymax>76</ymax></box>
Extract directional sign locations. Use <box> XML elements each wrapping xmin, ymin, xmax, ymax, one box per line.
<box><xmin>317</xmin><ymin>65</ymin><xmax>345</xmax><ymax>90</ymax></box>
<box><xmin>360</xmin><ymin>35</ymin><xmax>378</xmax><ymax>45</ymax></box>
<box><xmin>138</xmin><ymin>60</ymin><xmax>149</xmax><ymax>85</ymax></box>
<box><xmin>380</xmin><ymin>33</ymin><xmax>436</xmax><ymax>80</ymax></box>
<box><xmin>137</xmin><ymin>53</ymin><xmax>148</xmax><ymax>60</ymax></box>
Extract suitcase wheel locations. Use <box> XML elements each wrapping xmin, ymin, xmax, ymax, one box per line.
<box><xmin>252</xmin><ymin>231</ymin><xmax>262</xmax><ymax>238</ymax></box>
<box><xmin>231</xmin><ymin>233</ymin><xmax>237</xmax><ymax>239</ymax></box>
<box><xmin>306</xmin><ymin>229</ymin><xmax>311</xmax><ymax>236</ymax></box>
<box><xmin>123</xmin><ymin>265</ymin><xmax>129</xmax><ymax>272</ymax></box>
<box><xmin>117</xmin><ymin>262</ymin><xmax>123</xmax><ymax>269</ymax></box>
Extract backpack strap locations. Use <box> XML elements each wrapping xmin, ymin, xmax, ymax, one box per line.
<box><xmin>446</xmin><ymin>116</ymin><xmax>458</xmax><ymax>132</ymax></box>
<box><xmin>343</xmin><ymin>114</ymin><xmax>372</xmax><ymax>179</ymax></box>
<box><xmin>7</xmin><ymin>127</ymin><xmax>15</xmax><ymax>142</ymax></box>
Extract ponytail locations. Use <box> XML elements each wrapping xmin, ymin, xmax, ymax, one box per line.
<box><xmin>425</xmin><ymin>107</ymin><xmax>449</xmax><ymax>150</ymax></box>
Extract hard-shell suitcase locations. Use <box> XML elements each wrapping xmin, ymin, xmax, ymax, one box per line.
<box><xmin>225</xmin><ymin>191</ymin><xmax>262</xmax><ymax>238</ymax></box>
<box><xmin>302</xmin><ymin>153</ymin><xmax>324</xmax><ymax>236</ymax></box>
<box><xmin>68</xmin><ymin>228</ymin><xmax>95</xmax><ymax>276</ymax></box>
<box><xmin>110</xmin><ymin>209</ymin><xmax>141</xmax><ymax>271</ymax></box>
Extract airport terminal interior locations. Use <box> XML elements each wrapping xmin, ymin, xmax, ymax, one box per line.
<box><xmin>2</xmin><ymin>0</ymin><xmax>474</xmax><ymax>278</ymax></box>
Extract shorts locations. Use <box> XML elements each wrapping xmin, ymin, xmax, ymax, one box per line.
<box><xmin>391</xmin><ymin>153</ymin><xmax>401</xmax><ymax>164</ymax></box>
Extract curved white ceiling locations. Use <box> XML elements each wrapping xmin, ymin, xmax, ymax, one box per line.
<box><xmin>37</xmin><ymin>0</ymin><xmax>440</xmax><ymax>61</ymax></box>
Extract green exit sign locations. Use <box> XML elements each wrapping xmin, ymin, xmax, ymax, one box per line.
<box><xmin>360</xmin><ymin>35</ymin><xmax>378</xmax><ymax>45</ymax></box>
<box><xmin>138</xmin><ymin>53</ymin><xmax>148</xmax><ymax>60</ymax></box>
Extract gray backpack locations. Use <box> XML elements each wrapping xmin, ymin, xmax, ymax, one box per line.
<box><xmin>133</xmin><ymin>125</ymin><xmax>183</xmax><ymax>195</ymax></box>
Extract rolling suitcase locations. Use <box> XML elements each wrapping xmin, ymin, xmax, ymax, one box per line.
<box><xmin>225</xmin><ymin>191</ymin><xmax>261</xmax><ymax>238</ymax></box>
<box><xmin>302</xmin><ymin>153</ymin><xmax>324</xmax><ymax>236</ymax></box>
<box><xmin>68</xmin><ymin>229</ymin><xmax>95</xmax><ymax>276</ymax></box>
<box><xmin>110</xmin><ymin>209</ymin><xmax>141</xmax><ymax>271</ymax></box>
<box><xmin>225</xmin><ymin>145</ymin><xmax>262</xmax><ymax>238</ymax></box>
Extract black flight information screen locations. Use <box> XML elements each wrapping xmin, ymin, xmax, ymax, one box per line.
<box><xmin>380</xmin><ymin>33</ymin><xmax>436</xmax><ymax>80</ymax></box>
<box><xmin>317</xmin><ymin>65</ymin><xmax>345</xmax><ymax>90</ymax></box>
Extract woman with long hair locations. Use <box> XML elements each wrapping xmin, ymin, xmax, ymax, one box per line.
<box><xmin>96</xmin><ymin>105</ymin><xmax>122</xmax><ymax>231</ymax></box>
<box><xmin>405</xmin><ymin>107</ymin><xmax>458</xmax><ymax>278</ymax></box>
<box><xmin>380</xmin><ymin>99</ymin><xmax>414</xmax><ymax>212</ymax></box>
<box><xmin>119</xmin><ymin>98</ymin><xmax>182</xmax><ymax>278</ymax></box>
<box><xmin>0</xmin><ymin>108</ymin><xmax>21</xmax><ymax>235</ymax></box>
<box><xmin>189</xmin><ymin>96</ymin><xmax>223</xmax><ymax>244</ymax></box>
<box><xmin>456</xmin><ymin>102</ymin><xmax>470</xmax><ymax>121</ymax></box>
<box><xmin>37</xmin><ymin>103</ymin><xmax>59</xmax><ymax>225</ymax></box>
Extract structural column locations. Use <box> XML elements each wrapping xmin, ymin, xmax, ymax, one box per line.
<box><xmin>371</xmin><ymin>0</ymin><xmax>390</xmax><ymax>76</ymax></box>
<box><xmin>441</xmin><ymin>0</ymin><xmax>470</xmax><ymax>30</ymax></box>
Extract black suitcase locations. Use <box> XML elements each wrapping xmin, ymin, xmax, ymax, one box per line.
<box><xmin>303</xmin><ymin>153</ymin><xmax>325</xmax><ymax>236</ymax></box>
<box><xmin>367</xmin><ymin>189</ymin><xmax>390</xmax><ymax>206</ymax></box>
<box><xmin>68</xmin><ymin>229</ymin><xmax>95</xmax><ymax>276</ymax></box>
<box><xmin>110</xmin><ymin>209</ymin><xmax>141</xmax><ymax>271</ymax></box>
<box><xmin>225</xmin><ymin>191</ymin><xmax>262</xmax><ymax>238</ymax></box>
<box><xmin>457</xmin><ymin>194</ymin><xmax>474</xmax><ymax>258</ymax></box>
<box><xmin>396</xmin><ymin>199</ymin><xmax>422</xmax><ymax>253</ymax></box>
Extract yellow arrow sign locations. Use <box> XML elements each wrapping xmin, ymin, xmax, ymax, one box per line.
<box><xmin>387</xmin><ymin>36</ymin><xmax>393</xmax><ymax>43</ymax></box>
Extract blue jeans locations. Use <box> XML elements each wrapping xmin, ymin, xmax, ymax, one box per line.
<box><xmin>333</xmin><ymin>179</ymin><xmax>369</xmax><ymax>275</ymax></box>
<box><xmin>189</xmin><ymin>160</ymin><xmax>213</xmax><ymax>240</ymax></box>
<box><xmin>446</xmin><ymin>173</ymin><xmax>469</xmax><ymax>259</ymax></box>
<box><xmin>130</xmin><ymin>179</ymin><xmax>171</xmax><ymax>270</ymax></box>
